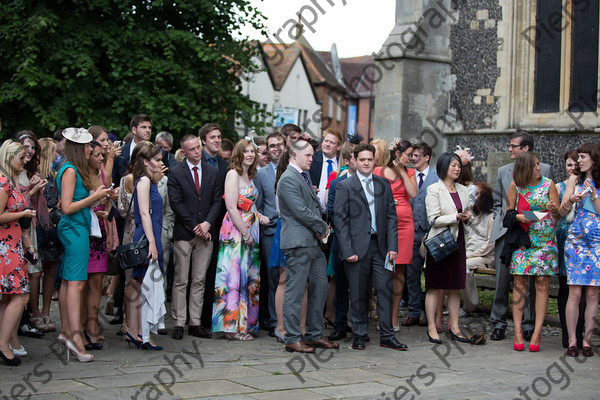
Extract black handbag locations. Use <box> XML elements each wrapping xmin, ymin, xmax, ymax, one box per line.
<box><xmin>423</xmin><ymin>226</ymin><xmax>459</xmax><ymax>262</ymax></box>
<box><xmin>115</xmin><ymin>184</ymin><xmax>150</xmax><ymax>270</ymax></box>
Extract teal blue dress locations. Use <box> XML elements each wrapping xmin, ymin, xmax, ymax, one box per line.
<box><xmin>57</xmin><ymin>162</ymin><xmax>91</xmax><ymax>281</ymax></box>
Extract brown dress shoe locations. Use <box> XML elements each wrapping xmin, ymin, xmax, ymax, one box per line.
<box><xmin>402</xmin><ymin>317</ymin><xmax>419</xmax><ymax>327</ymax></box>
<box><xmin>188</xmin><ymin>325</ymin><xmax>211</xmax><ymax>338</ymax></box>
<box><xmin>418</xmin><ymin>318</ymin><xmax>428</xmax><ymax>327</ymax></box>
<box><xmin>303</xmin><ymin>338</ymin><xmax>340</xmax><ymax>349</ymax></box>
<box><xmin>285</xmin><ymin>341</ymin><xmax>315</xmax><ymax>353</ymax></box>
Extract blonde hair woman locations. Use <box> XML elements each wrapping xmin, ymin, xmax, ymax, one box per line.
<box><xmin>370</xmin><ymin>139</ymin><xmax>390</xmax><ymax>167</ymax></box>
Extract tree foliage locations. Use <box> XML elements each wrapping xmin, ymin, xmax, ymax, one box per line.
<box><xmin>0</xmin><ymin>0</ymin><xmax>268</xmax><ymax>143</ymax></box>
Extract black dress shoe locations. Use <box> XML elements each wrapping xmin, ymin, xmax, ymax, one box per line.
<box><xmin>268</xmin><ymin>328</ymin><xmax>276</xmax><ymax>338</ymax></box>
<box><xmin>523</xmin><ymin>330</ymin><xmax>533</xmax><ymax>342</ymax></box>
<box><xmin>427</xmin><ymin>331</ymin><xmax>442</xmax><ymax>344</ymax></box>
<box><xmin>328</xmin><ymin>330</ymin><xmax>347</xmax><ymax>341</ymax></box>
<box><xmin>189</xmin><ymin>325</ymin><xmax>211</xmax><ymax>338</ymax></box>
<box><xmin>109</xmin><ymin>309</ymin><xmax>123</xmax><ymax>325</ymax></box>
<box><xmin>364</xmin><ymin>334</ymin><xmax>371</xmax><ymax>342</ymax></box>
<box><xmin>490</xmin><ymin>328</ymin><xmax>505</xmax><ymax>341</ymax></box>
<box><xmin>352</xmin><ymin>335</ymin><xmax>366</xmax><ymax>350</ymax></box>
<box><xmin>172</xmin><ymin>326</ymin><xmax>184</xmax><ymax>340</ymax></box>
<box><xmin>157</xmin><ymin>328</ymin><xmax>168</xmax><ymax>335</ymax></box>
<box><xmin>380</xmin><ymin>337</ymin><xmax>408</xmax><ymax>351</ymax></box>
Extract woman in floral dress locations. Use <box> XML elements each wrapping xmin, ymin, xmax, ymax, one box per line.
<box><xmin>560</xmin><ymin>142</ymin><xmax>600</xmax><ymax>357</ymax></box>
<box><xmin>212</xmin><ymin>139</ymin><xmax>269</xmax><ymax>340</ymax></box>
<box><xmin>507</xmin><ymin>152</ymin><xmax>559</xmax><ymax>352</ymax></box>
<box><xmin>0</xmin><ymin>140</ymin><xmax>36</xmax><ymax>366</ymax></box>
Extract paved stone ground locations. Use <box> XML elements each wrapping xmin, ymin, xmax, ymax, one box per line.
<box><xmin>2</xmin><ymin>306</ymin><xmax>599</xmax><ymax>400</ymax></box>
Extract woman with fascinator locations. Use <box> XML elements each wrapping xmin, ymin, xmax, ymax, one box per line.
<box><xmin>56</xmin><ymin>128</ymin><xmax>115</xmax><ymax>362</ymax></box>
<box><xmin>374</xmin><ymin>138</ymin><xmax>417</xmax><ymax>331</ymax></box>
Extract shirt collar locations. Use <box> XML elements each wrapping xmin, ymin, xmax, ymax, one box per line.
<box><xmin>186</xmin><ymin>159</ymin><xmax>201</xmax><ymax>170</ymax></box>
<box><xmin>356</xmin><ymin>171</ymin><xmax>373</xmax><ymax>181</ymax></box>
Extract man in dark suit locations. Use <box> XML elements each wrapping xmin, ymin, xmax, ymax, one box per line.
<box><xmin>326</xmin><ymin>140</ymin><xmax>359</xmax><ymax>341</ymax></box>
<box><xmin>277</xmin><ymin>140</ymin><xmax>339</xmax><ymax>353</ymax></box>
<box><xmin>335</xmin><ymin>143</ymin><xmax>406</xmax><ymax>351</ymax></box>
<box><xmin>403</xmin><ymin>143</ymin><xmax>439</xmax><ymax>327</ymax></box>
<box><xmin>309</xmin><ymin>129</ymin><xmax>341</xmax><ymax>215</ymax></box>
<box><xmin>255</xmin><ymin>132</ymin><xmax>286</xmax><ymax>335</ymax></box>
<box><xmin>197</xmin><ymin>122</ymin><xmax>229</xmax><ymax>328</ymax></box>
<box><xmin>168</xmin><ymin>135</ymin><xmax>223</xmax><ymax>340</ymax></box>
<box><xmin>489</xmin><ymin>131</ymin><xmax>553</xmax><ymax>341</ymax></box>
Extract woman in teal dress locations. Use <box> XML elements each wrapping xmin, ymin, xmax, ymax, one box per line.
<box><xmin>560</xmin><ymin>142</ymin><xmax>600</xmax><ymax>357</ymax></box>
<box><xmin>212</xmin><ymin>139</ymin><xmax>269</xmax><ymax>340</ymax></box>
<box><xmin>507</xmin><ymin>152</ymin><xmax>559</xmax><ymax>352</ymax></box>
<box><xmin>56</xmin><ymin>128</ymin><xmax>113</xmax><ymax>362</ymax></box>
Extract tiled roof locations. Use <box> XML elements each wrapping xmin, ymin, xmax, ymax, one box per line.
<box><xmin>340</xmin><ymin>56</ymin><xmax>376</xmax><ymax>97</ymax></box>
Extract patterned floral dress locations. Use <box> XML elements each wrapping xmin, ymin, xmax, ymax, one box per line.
<box><xmin>212</xmin><ymin>181</ymin><xmax>260</xmax><ymax>334</ymax></box>
<box><xmin>0</xmin><ymin>176</ymin><xmax>30</xmax><ymax>294</ymax></box>
<box><xmin>510</xmin><ymin>177</ymin><xmax>558</xmax><ymax>276</ymax></box>
<box><xmin>564</xmin><ymin>183</ymin><xmax>600</xmax><ymax>286</ymax></box>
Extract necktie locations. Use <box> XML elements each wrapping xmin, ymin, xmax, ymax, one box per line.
<box><xmin>208</xmin><ymin>157</ymin><xmax>216</xmax><ymax>168</ymax></box>
<box><xmin>300</xmin><ymin>171</ymin><xmax>311</xmax><ymax>188</ymax></box>
<box><xmin>363</xmin><ymin>177</ymin><xmax>377</xmax><ymax>233</ymax></box>
<box><xmin>193</xmin><ymin>166</ymin><xmax>200</xmax><ymax>194</ymax></box>
<box><xmin>418</xmin><ymin>172</ymin><xmax>424</xmax><ymax>189</ymax></box>
<box><xmin>326</xmin><ymin>159</ymin><xmax>333</xmax><ymax>178</ymax></box>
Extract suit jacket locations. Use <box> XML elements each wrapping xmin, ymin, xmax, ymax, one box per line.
<box><xmin>309</xmin><ymin>151</ymin><xmax>338</xmax><ymax>189</ymax></box>
<box><xmin>112</xmin><ymin>142</ymin><xmax>132</xmax><ymax>188</ymax></box>
<box><xmin>277</xmin><ymin>165</ymin><xmax>327</xmax><ymax>250</ymax></box>
<box><xmin>425</xmin><ymin>181</ymin><xmax>471</xmax><ymax>241</ymax></box>
<box><xmin>489</xmin><ymin>161</ymin><xmax>553</xmax><ymax>242</ymax></box>
<box><xmin>167</xmin><ymin>160</ymin><xmax>223</xmax><ymax>241</ymax></box>
<box><xmin>327</xmin><ymin>172</ymin><xmax>349</xmax><ymax>227</ymax></box>
<box><xmin>410</xmin><ymin>168</ymin><xmax>439</xmax><ymax>232</ymax></box>
<box><xmin>201</xmin><ymin>150</ymin><xmax>229</xmax><ymax>186</ymax></box>
<box><xmin>255</xmin><ymin>163</ymin><xmax>278</xmax><ymax>236</ymax></box>
<box><xmin>334</xmin><ymin>173</ymin><xmax>398</xmax><ymax>260</ymax></box>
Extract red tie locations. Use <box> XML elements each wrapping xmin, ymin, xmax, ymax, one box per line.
<box><xmin>193</xmin><ymin>166</ymin><xmax>200</xmax><ymax>194</ymax></box>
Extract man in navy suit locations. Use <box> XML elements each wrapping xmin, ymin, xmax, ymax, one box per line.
<box><xmin>255</xmin><ymin>132</ymin><xmax>286</xmax><ymax>334</ymax></box>
<box><xmin>326</xmin><ymin>140</ymin><xmax>359</xmax><ymax>341</ymax></box>
<box><xmin>112</xmin><ymin>114</ymin><xmax>153</xmax><ymax>190</ymax></box>
<box><xmin>197</xmin><ymin>122</ymin><xmax>230</xmax><ymax>328</ymax></box>
<box><xmin>168</xmin><ymin>135</ymin><xmax>222</xmax><ymax>340</ymax></box>
<box><xmin>309</xmin><ymin>129</ymin><xmax>342</xmax><ymax>215</ymax></box>
<box><xmin>403</xmin><ymin>143</ymin><xmax>439</xmax><ymax>327</ymax></box>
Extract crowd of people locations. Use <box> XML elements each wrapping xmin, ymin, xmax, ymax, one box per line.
<box><xmin>0</xmin><ymin>118</ymin><xmax>598</xmax><ymax>365</ymax></box>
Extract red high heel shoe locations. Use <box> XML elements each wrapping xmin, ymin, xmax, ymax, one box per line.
<box><xmin>513</xmin><ymin>331</ymin><xmax>524</xmax><ymax>351</ymax></box>
<box><xmin>529</xmin><ymin>334</ymin><xmax>541</xmax><ymax>352</ymax></box>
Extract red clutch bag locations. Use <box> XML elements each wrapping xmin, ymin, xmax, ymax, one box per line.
<box><xmin>237</xmin><ymin>194</ymin><xmax>253</xmax><ymax>212</ymax></box>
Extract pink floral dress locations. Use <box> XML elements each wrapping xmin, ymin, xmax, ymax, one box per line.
<box><xmin>0</xmin><ymin>177</ymin><xmax>30</xmax><ymax>294</ymax></box>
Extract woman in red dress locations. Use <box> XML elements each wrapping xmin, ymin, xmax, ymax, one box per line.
<box><xmin>374</xmin><ymin>138</ymin><xmax>417</xmax><ymax>330</ymax></box>
<box><xmin>0</xmin><ymin>140</ymin><xmax>36</xmax><ymax>366</ymax></box>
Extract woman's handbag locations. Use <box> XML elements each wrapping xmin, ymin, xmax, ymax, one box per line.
<box><xmin>116</xmin><ymin>235</ymin><xmax>149</xmax><ymax>270</ymax></box>
<box><xmin>115</xmin><ymin>184</ymin><xmax>150</xmax><ymax>270</ymax></box>
<box><xmin>423</xmin><ymin>227</ymin><xmax>459</xmax><ymax>262</ymax></box>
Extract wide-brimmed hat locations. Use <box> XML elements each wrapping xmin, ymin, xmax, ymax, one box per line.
<box><xmin>62</xmin><ymin>127</ymin><xmax>93</xmax><ymax>144</ymax></box>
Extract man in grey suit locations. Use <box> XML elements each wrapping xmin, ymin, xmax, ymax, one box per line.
<box><xmin>255</xmin><ymin>132</ymin><xmax>286</xmax><ymax>335</ymax></box>
<box><xmin>489</xmin><ymin>131</ymin><xmax>553</xmax><ymax>341</ymax></box>
<box><xmin>403</xmin><ymin>143</ymin><xmax>439</xmax><ymax>326</ymax></box>
<box><xmin>335</xmin><ymin>143</ymin><xmax>407</xmax><ymax>351</ymax></box>
<box><xmin>277</xmin><ymin>140</ymin><xmax>339</xmax><ymax>353</ymax></box>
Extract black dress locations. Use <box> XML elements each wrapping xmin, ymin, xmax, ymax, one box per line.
<box><xmin>424</xmin><ymin>192</ymin><xmax>466</xmax><ymax>290</ymax></box>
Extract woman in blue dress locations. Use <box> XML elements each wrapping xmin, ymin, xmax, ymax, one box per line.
<box><xmin>561</xmin><ymin>142</ymin><xmax>600</xmax><ymax>358</ymax></box>
<box><xmin>123</xmin><ymin>141</ymin><xmax>165</xmax><ymax>350</ymax></box>
<box><xmin>57</xmin><ymin>128</ymin><xmax>113</xmax><ymax>362</ymax></box>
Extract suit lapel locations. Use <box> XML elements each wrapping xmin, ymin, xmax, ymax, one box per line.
<box><xmin>350</xmin><ymin>174</ymin><xmax>370</xmax><ymax>209</ymax></box>
<box><xmin>183</xmin><ymin>160</ymin><xmax>199</xmax><ymax>194</ymax></box>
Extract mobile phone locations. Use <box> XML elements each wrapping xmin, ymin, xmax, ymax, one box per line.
<box><xmin>114</xmin><ymin>140</ymin><xmax>122</xmax><ymax>147</ymax></box>
<box><xmin>24</xmin><ymin>250</ymin><xmax>39</xmax><ymax>266</ymax></box>
<box><xmin>106</xmin><ymin>183</ymin><xmax>114</xmax><ymax>189</ymax></box>
<box><xmin>581</xmin><ymin>187</ymin><xmax>592</xmax><ymax>195</ymax></box>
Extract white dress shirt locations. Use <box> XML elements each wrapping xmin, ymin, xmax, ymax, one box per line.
<box><xmin>186</xmin><ymin>158</ymin><xmax>202</xmax><ymax>188</ymax></box>
<box><xmin>317</xmin><ymin>153</ymin><xmax>337</xmax><ymax>212</ymax></box>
